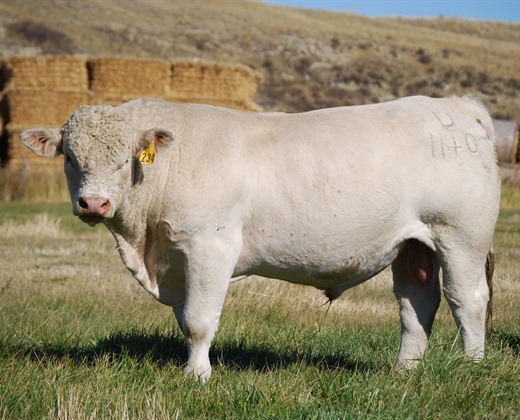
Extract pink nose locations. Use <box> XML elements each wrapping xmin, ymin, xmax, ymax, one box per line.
<box><xmin>77</xmin><ymin>196</ymin><xmax>111</xmax><ymax>218</ymax></box>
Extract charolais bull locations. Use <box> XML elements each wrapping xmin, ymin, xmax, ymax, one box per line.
<box><xmin>21</xmin><ymin>96</ymin><xmax>500</xmax><ymax>381</ymax></box>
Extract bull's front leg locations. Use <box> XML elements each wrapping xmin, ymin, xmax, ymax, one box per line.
<box><xmin>181</xmin><ymin>234</ymin><xmax>241</xmax><ymax>382</ymax></box>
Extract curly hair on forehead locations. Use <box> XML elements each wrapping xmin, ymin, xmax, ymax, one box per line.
<box><xmin>62</xmin><ymin>105</ymin><xmax>135</xmax><ymax>148</ymax></box>
<box><xmin>59</xmin><ymin>104</ymin><xmax>141</xmax><ymax>173</ymax></box>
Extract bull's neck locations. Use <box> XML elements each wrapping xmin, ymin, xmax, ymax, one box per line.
<box><xmin>104</xmin><ymin>201</ymin><xmax>148</xmax><ymax>245</ymax></box>
<box><xmin>104</xmin><ymin>163</ymin><xmax>172</xmax><ymax>245</ymax></box>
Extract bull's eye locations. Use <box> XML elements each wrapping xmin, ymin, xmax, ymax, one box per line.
<box><xmin>116</xmin><ymin>158</ymin><xmax>131</xmax><ymax>172</ymax></box>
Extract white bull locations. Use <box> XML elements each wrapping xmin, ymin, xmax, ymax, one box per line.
<box><xmin>21</xmin><ymin>96</ymin><xmax>501</xmax><ymax>381</ymax></box>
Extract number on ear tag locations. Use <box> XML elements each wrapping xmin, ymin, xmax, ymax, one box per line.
<box><xmin>139</xmin><ymin>142</ymin><xmax>156</xmax><ymax>165</ymax></box>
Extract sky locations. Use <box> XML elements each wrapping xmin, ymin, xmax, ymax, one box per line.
<box><xmin>262</xmin><ymin>1</ymin><xmax>520</xmax><ymax>23</ymax></box>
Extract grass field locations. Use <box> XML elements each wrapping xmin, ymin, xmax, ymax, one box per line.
<box><xmin>0</xmin><ymin>189</ymin><xmax>519</xmax><ymax>418</ymax></box>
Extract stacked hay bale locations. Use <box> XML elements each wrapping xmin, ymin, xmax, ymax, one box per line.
<box><xmin>0</xmin><ymin>56</ymin><xmax>262</xmax><ymax>171</ymax></box>
<box><xmin>493</xmin><ymin>119</ymin><xmax>519</xmax><ymax>164</ymax></box>
<box><xmin>493</xmin><ymin>119</ymin><xmax>520</xmax><ymax>180</ymax></box>
<box><xmin>2</xmin><ymin>56</ymin><xmax>90</xmax><ymax>167</ymax></box>
<box><xmin>88</xmin><ymin>57</ymin><xmax>171</xmax><ymax>106</ymax></box>
<box><xmin>169</xmin><ymin>61</ymin><xmax>261</xmax><ymax>111</ymax></box>
<box><xmin>88</xmin><ymin>58</ymin><xmax>261</xmax><ymax>111</ymax></box>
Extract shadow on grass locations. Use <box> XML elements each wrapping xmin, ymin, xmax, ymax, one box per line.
<box><xmin>5</xmin><ymin>329</ymin><xmax>372</xmax><ymax>374</ymax></box>
<box><xmin>213</xmin><ymin>339</ymin><xmax>372</xmax><ymax>373</ymax></box>
<box><xmin>492</xmin><ymin>329</ymin><xmax>520</xmax><ymax>356</ymax></box>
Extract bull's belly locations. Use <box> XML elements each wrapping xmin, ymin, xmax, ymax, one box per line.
<box><xmin>234</xmin><ymin>240</ymin><xmax>404</xmax><ymax>289</ymax></box>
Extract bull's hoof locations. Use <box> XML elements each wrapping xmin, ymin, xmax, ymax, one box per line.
<box><xmin>394</xmin><ymin>357</ymin><xmax>420</xmax><ymax>373</ymax></box>
<box><xmin>184</xmin><ymin>364</ymin><xmax>212</xmax><ymax>383</ymax></box>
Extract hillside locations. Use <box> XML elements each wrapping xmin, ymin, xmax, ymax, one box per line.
<box><xmin>0</xmin><ymin>0</ymin><xmax>519</xmax><ymax>118</ymax></box>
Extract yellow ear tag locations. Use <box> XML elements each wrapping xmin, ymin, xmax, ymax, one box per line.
<box><xmin>139</xmin><ymin>142</ymin><xmax>156</xmax><ymax>165</ymax></box>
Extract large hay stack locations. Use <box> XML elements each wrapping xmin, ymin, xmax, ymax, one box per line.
<box><xmin>88</xmin><ymin>58</ymin><xmax>171</xmax><ymax>106</ymax></box>
<box><xmin>0</xmin><ymin>56</ymin><xmax>261</xmax><ymax>169</ymax></box>
<box><xmin>493</xmin><ymin>119</ymin><xmax>520</xmax><ymax>181</ymax></box>
<box><xmin>493</xmin><ymin>119</ymin><xmax>519</xmax><ymax>164</ymax></box>
<box><xmin>1</xmin><ymin>56</ymin><xmax>90</xmax><ymax>167</ymax></box>
<box><xmin>169</xmin><ymin>61</ymin><xmax>260</xmax><ymax>111</ymax></box>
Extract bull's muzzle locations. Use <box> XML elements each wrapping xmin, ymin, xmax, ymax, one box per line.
<box><xmin>76</xmin><ymin>195</ymin><xmax>111</xmax><ymax>225</ymax></box>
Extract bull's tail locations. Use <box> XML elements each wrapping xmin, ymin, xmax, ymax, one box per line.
<box><xmin>485</xmin><ymin>249</ymin><xmax>495</xmax><ymax>332</ymax></box>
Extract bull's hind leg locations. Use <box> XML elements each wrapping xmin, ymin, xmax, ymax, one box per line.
<box><xmin>392</xmin><ymin>240</ymin><xmax>441</xmax><ymax>370</ymax></box>
<box><xmin>438</xmin><ymin>246</ymin><xmax>490</xmax><ymax>360</ymax></box>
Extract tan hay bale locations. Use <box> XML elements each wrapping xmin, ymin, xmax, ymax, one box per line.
<box><xmin>167</xmin><ymin>96</ymin><xmax>261</xmax><ymax>112</ymax></box>
<box><xmin>170</xmin><ymin>61</ymin><xmax>259</xmax><ymax>102</ymax></box>
<box><xmin>2</xmin><ymin>56</ymin><xmax>88</xmax><ymax>91</ymax></box>
<box><xmin>6</xmin><ymin>88</ymin><xmax>91</xmax><ymax>127</ymax></box>
<box><xmin>89</xmin><ymin>95</ymin><xmax>141</xmax><ymax>107</ymax></box>
<box><xmin>88</xmin><ymin>58</ymin><xmax>170</xmax><ymax>97</ymax></box>
<box><xmin>94</xmin><ymin>93</ymin><xmax>262</xmax><ymax>111</ymax></box>
<box><xmin>500</xmin><ymin>163</ymin><xmax>520</xmax><ymax>181</ymax></box>
<box><xmin>207</xmin><ymin>98</ymin><xmax>261</xmax><ymax>112</ymax></box>
<box><xmin>91</xmin><ymin>95</ymin><xmax>261</xmax><ymax>112</ymax></box>
<box><xmin>493</xmin><ymin>119</ymin><xmax>519</xmax><ymax>164</ymax></box>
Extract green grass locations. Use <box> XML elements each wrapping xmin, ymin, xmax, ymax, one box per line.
<box><xmin>0</xmin><ymin>193</ymin><xmax>519</xmax><ymax>418</ymax></box>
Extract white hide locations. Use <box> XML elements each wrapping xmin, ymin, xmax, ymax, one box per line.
<box><xmin>20</xmin><ymin>96</ymin><xmax>501</xmax><ymax>381</ymax></box>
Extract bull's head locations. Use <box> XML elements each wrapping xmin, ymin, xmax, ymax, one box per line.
<box><xmin>20</xmin><ymin>105</ymin><xmax>175</xmax><ymax>226</ymax></box>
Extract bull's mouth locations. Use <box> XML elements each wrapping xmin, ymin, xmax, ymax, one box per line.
<box><xmin>78</xmin><ymin>215</ymin><xmax>106</xmax><ymax>227</ymax></box>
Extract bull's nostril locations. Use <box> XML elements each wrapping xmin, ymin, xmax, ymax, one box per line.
<box><xmin>77</xmin><ymin>196</ymin><xmax>110</xmax><ymax>218</ymax></box>
<box><xmin>79</xmin><ymin>197</ymin><xmax>89</xmax><ymax>209</ymax></box>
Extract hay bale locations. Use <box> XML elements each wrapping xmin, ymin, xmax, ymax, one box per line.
<box><xmin>493</xmin><ymin>119</ymin><xmax>519</xmax><ymax>164</ymax></box>
<box><xmin>1</xmin><ymin>56</ymin><xmax>262</xmax><ymax>170</ymax></box>
<box><xmin>88</xmin><ymin>58</ymin><xmax>170</xmax><ymax>97</ymax></box>
<box><xmin>167</xmin><ymin>96</ymin><xmax>261</xmax><ymax>112</ymax></box>
<box><xmin>6</xmin><ymin>88</ymin><xmax>91</xmax><ymax>127</ymax></box>
<box><xmin>89</xmin><ymin>95</ymin><xmax>141</xmax><ymax>107</ymax></box>
<box><xmin>500</xmin><ymin>163</ymin><xmax>520</xmax><ymax>181</ymax></box>
<box><xmin>213</xmin><ymin>99</ymin><xmax>262</xmax><ymax>112</ymax></box>
<box><xmin>170</xmin><ymin>61</ymin><xmax>259</xmax><ymax>102</ymax></box>
<box><xmin>2</xmin><ymin>56</ymin><xmax>88</xmax><ymax>90</ymax></box>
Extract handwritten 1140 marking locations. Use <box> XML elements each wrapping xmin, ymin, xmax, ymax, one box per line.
<box><xmin>430</xmin><ymin>132</ymin><xmax>479</xmax><ymax>159</ymax></box>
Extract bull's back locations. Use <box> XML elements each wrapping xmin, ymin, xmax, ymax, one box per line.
<box><xmin>246</xmin><ymin>95</ymin><xmax>498</xmax><ymax>216</ymax></box>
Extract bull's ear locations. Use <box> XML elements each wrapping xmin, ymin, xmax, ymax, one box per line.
<box><xmin>20</xmin><ymin>128</ymin><xmax>63</xmax><ymax>158</ymax></box>
<box><xmin>137</xmin><ymin>128</ymin><xmax>175</xmax><ymax>152</ymax></box>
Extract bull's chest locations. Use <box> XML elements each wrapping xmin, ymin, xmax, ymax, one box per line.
<box><xmin>112</xmin><ymin>228</ymin><xmax>185</xmax><ymax>305</ymax></box>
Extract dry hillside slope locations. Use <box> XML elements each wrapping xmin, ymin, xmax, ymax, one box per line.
<box><xmin>0</xmin><ymin>0</ymin><xmax>519</xmax><ymax>118</ymax></box>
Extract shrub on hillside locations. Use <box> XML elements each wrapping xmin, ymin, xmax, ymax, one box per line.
<box><xmin>7</xmin><ymin>19</ymin><xmax>76</xmax><ymax>54</ymax></box>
